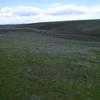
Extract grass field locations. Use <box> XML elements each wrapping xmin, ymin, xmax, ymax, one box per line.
<box><xmin>0</xmin><ymin>20</ymin><xmax>100</xmax><ymax>100</ymax></box>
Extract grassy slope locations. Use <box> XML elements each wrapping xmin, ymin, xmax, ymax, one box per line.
<box><xmin>0</xmin><ymin>19</ymin><xmax>100</xmax><ymax>41</ymax></box>
<box><xmin>0</xmin><ymin>20</ymin><xmax>100</xmax><ymax>100</ymax></box>
<box><xmin>21</xmin><ymin>19</ymin><xmax>100</xmax><ymax>41</ymax></box>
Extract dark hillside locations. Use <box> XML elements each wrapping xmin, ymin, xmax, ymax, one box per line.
<box><xmin>0</xmin><ymin>19</ymin><xmax>100</xmax><ymax>41</ymax></box>
<box><xmin>20</xmin><ymin>20</ymin><xmax>100</xmax><ymax>41</ymax></box>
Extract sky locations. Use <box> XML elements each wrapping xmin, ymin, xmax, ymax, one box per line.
<box><xmin>0</xmin><ymin>0</ymin><xmax>100</xmax><ymax>24</ymax></box>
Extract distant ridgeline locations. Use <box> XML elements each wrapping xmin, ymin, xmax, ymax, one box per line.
<box><xmin>0</xmin><ymin>19</ymin><xmax>100</xmax><ymax>41</ymax></box>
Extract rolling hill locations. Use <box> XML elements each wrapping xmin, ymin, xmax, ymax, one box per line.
<box><xmin>0</xmin><ymin>19</ymin><xmax>100</xmax><ymax>100</ymax></box>
<box><xmin>0</xmin><ymin>19</ymin><xmax>100</xmax><ymax>41</ymax></box>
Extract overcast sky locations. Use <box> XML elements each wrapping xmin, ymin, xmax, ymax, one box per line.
<box><xmin>0</xmin><ymin>0</ymin><xmax>100</xmax><ymax>24</ymax></box>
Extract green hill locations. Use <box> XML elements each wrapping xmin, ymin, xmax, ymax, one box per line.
<box><xmin>1</xmin><ymin>19</ymin><xmax>100</xmax><ymax>41</ymax></box>
<box><xmin>21</xmin><ymin>19</ymin><xmax>100</xmax><ymax>41</ymax></box>
<box><xmin>0</xmin><ymin>19</ymin><xmax>100</xmax><ymax>100</ymax></box>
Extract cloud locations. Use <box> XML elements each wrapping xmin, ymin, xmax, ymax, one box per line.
<box><xmin>45</xmin><ymin>3</ymin><xmax>100</xmax><ymax>15</ymax></box>
<box><xmin>0</xmin><ymin>6</ymin><xmax>41</xmax><ymax>17</ymax></box>
<box><xmin>0</xmin><ymin>3</ymin><xmax>100</xmax><ymax>24</ymax></box>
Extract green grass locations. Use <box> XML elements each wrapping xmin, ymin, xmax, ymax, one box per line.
<box><xmin>0</xmin><ymin>30</ymin><xmax>100</xmax><ymax>100</ymax></box>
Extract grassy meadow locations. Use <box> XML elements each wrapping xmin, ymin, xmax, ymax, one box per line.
<box><xmin>0</xmin><ymin>20</ymin><xmax>100</xmax><ymax>100</ymax></box>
